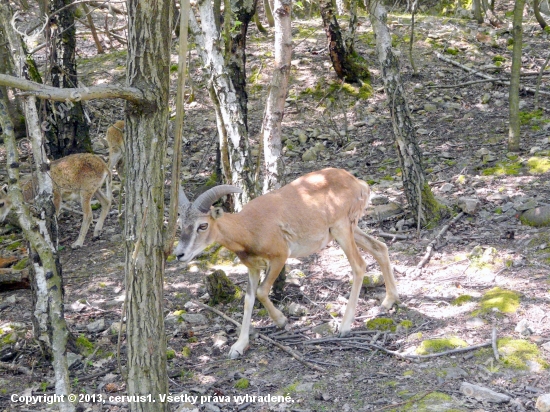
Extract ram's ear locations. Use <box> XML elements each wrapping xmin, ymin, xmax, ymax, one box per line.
<box><xmin>211</xmin><ymin>207</ymin><xmax>224</xmax><ymax>220</ymax></box>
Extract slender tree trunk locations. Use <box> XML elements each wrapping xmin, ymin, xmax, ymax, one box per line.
<box><xmin>264</xmin><ymin>0</ymin><xmax>275</xmax><ymax>26</ymax></box>
<box><xmin>262</xmin><ymin>0</ymin><xmax>292</xmax><ymax>192</ymax></box>
<box><xmin>368</xmin><ymin>0</ymin><xmax>445</xmax><ymax>226</ymax></box>
<box><xmin>320</xmin><ymin>0</ymin><xmax>367</xmax><ymax>83</ymax></box>
<box><xmin>190</xmin><ymin>4</ymin><xmax>257</xmax><ymax>208</ymax></box>
<box><xmin>124</xmin><ymin>0</ymin><xmax>172</xmax><ymax>410</ymax></box>
<box><xmin>0</xmin><ymin>28</ymin><xmax>25</xmax><ymax>138</ymax></box>
<box><xmin>0</xmin><ymin>4</ymin><xmax>73</xmax><ymax>411</ymax></box>
<box><xmin>472</xmin><ymin>0</ymin><xmax>484</xmax><ymax>23</ymax></box>
<box><xmin>47</xmin><ymin>0</ymin><xmax>91</xmax><ymax>158</ymax></box>
<box><xmin>81</xmin><ymin>3</ymin><xmax>104</xmax><ymax>54</ymax></box>
<box><xmin>534</xmin><ymin>0</ymin><xmax>547</xmax><ymax>30</ymax></box>
<box><xmin>508</xmin><ymin>0</ymin><xmax>525</xmax><ymax>152</ymax></box>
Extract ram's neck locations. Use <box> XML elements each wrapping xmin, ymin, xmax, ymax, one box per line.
<box><xmin>213</xmin><ymin>212</ymin><xmax>252</xmax><ymax>255</ymax></box>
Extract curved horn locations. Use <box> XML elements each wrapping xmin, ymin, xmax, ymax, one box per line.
<box><xmin>193</xmin><ymin>185</ymin><xmax>242</xmax><ymax>213</ymax></box>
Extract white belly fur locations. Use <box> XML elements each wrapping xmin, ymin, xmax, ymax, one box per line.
<box><xmin>288</xmin><ymin>232</ymin><xmax>333</xmax><ymax>258</ymax></box>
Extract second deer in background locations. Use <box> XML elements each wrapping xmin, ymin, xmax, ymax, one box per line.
<box><xmin>106</xmin><ymin>120</ymin><xmax>125</xmax><ymax>178</ymax></box>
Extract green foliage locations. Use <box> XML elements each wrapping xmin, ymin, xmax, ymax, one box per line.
<box><xmin>182</xmin><ymin>346</ymin><xmax>191</xmax><ymax>358</ymax></box>
<box><xmin>166</xmin><ymin>349</ymin><xmax>176</xmax><ymax>360</ymax></box>
<box><xmin>13</xmin><ymin>257</ymin><xmax>29</xmax><ymax>270</ymax></box>
<box><xmin>527</xmin><ymin>156</ymin><xmax>550</xmax><ymax>174</ymax></box>
<box><xmin>519</xmin><ymin>109</ymin><xmax>543</xmax><ymax>125</ymax></box>
<box><xmin>445</xmin><ymin>47</ymin><xmax>459</xmax><ymax>55</ymax></box>
<box><xmin>281</xmin><ymin>381</ymin><xmax>299</xmax><ymax>396</ymax></box>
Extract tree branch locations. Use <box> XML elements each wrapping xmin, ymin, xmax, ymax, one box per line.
<box><xmin>0</xmin><ymin>73</ymin><xmax>144</xmax><ymax>103</ymax></box>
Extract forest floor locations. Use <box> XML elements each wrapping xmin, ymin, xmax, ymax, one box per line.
<box><xmin>1</xmin><ymin>3</ymin><xmax>550</xmax><ymax>412</ymax></box>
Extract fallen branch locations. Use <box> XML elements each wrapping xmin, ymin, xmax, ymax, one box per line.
<box><xmin>415</xmin><ymin>212</ymin><xmax>464</xmax><ymax>272</ymax></box>
<box><xmin>492</xmin><ymin>327</ymin><xmax>499</xmax><ymax>361</ymax></box>
<box><xmin>193</xmin><ymin>301</ymin><xmax>326</xmax><ymax>372</ymax></box>
<box><xmin>434</xmin><ymin>52</ymin><xmax>550</xmax><ymax>96</ymax></box>
<box><xmin>0</xmin><ymin>361</ymin><xmax>33</xmax><ymax>375</ymax></box>
<box><xmin>377</xmin><ymin>231</ymin><xmax>413</xmax><ymax>241</ymax></box>
<box><xmin>341</xmin><ymin>341</ymin><xmax>492</xmax><ymax>360</ymax></box>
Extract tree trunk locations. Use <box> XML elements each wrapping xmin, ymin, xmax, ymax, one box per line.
<box><xmin>0</xmin><ymin>4</ymin><xmax>73</xmax><ymax>411</ymax></box>
<box><xmin>264</xmin><ymin>0</ymin><xmax>275</xmax><ymax>27</ymax></box>
<box><xmin>190</xmin><ymin>4</ymin><xmax>257</xmax><ymax>208</ymax></box>
<box><xmin>368</xmin><ymin>0</ymin><xmax>446</xmax><ymax>226</ymax></box>
<box><xmin>47</xmin><ymin>0</ymin><xmax>91</xmax><ymax>158</ymax></box>
<box><xmin>227</xmin><ymin>0</ymin><xmax>258</xmax><ymax>129</ymax></box>
<box><xmin>0</xmin><ymin>27</ymin><xmax>25</xmax><ymax>138</ymax></box>
<box><xmin>472</xmin><ymin>0</ymin><xmax>484</xmax><ymax>23</ymax></box>
<box><xmin>124</xmin><ymin>0</ymin><xmax>172</xmax><ymax>410</ymax></box>
<box><xmin>262</xmin><ymin>0</ymin><xmax>292</xmax><ymax>192</ymax></box>
<box><xmin>534</xmin><ymin>0</ymin><xmax>547</xmax><ymax>31</ymax></box>
<box><xmin>508</xmin><ymin>0</ymin><xmax>525</xmax><ymax>152</ymax></box>
<box><xmin>319</xmin><ymin>0</ymin><xmax>367</xmax><ymax>83</ymax></box>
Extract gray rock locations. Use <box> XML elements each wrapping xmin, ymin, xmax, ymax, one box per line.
<box><xmin>424</xmin><ymin>103</ymin><xmax>438</xmax><ymax>112</ymax></box>
<box><xmin>476</xmin><ymin>148</ymin><xmax>492</xmax><ymax>158</ymax></box>
<box><xmin>312</xmin><ymin>322</ymin><xmax>336</xmax><ymax>336</ymax></box>
<box><xmin>440</xmin><ymin>183</ymin><xmax>454</xmax><ymax>193</ymax></box>
<box><xmin>203</xmin><ymin>403</ymin><xmax>220</xmax><ymax>412</ymax></box>
<box><xmin>481</xmin><ymin>93</ymin><xmax>491</xmax><ymax>104</ymax></box>
<box><xmin>515</xmin><ymin>198</ymin><xmax>538</xmax><ymax>211</ymax></box>
<box><xmin>542</xmin><ymin>341</ymin><xmax>550</xmax><ymax>352</ymax></box>
<box><xmin>366</xmin><ymin>202</ymin><xmax>403</xmax><ymax>220</ymax></box>
<box><xmin>441</xmin><ymin>367</ymin><xmax>468</xmax><ymax>380</ymax></box>
<box><xmin>536</xmin><ymin>394</ymin><xmax>550</xmax><ymax>412</ymax></box>
<box><xmin>466</xmin><ymin>318</ymin><xmax>485</xmax><ymax>328</ymax></box>
<box><xmin>87</xmin><ymin>318</ymin><xmax>106</xmax><ymax>333</ymax></box>
<box><xmin>181</xmin><ymin>313</ymin><xmax>208</xmax><ymax>325</ymax></box>
<box><xmin>460</xmin><ymin>382</ymin><xmax>511</xmax><ymax>403</ymax></box>
<box><xmin>458</xmin><ymin>197</ymin><xmax>480</xmax><ymax>214</ymax></box>
<box><xmin>370</xmin><ymin>195</ymin><xmax>389</xmax><ymax>205</ymax></box>
<box><xmin>302</xmin><ymin>147</ymin><xmax>318</xmax><ymax>162</ymax></box>
<box><xmin>297</xmin><ymin>132</ymin><xmax>308</xmax><ymax>145</ymax></box>
<box><xmin>66</xmin><ymin>352</ymin><xmax>82</xmax><ymax>368</ymax></box>
<box><xmin>521</xmin><ymin>206</ymin><xmax>550</xmax><ymax>227</ymax></box>
<box><xmin>288</xmin><ymin>302</ymin><xmax>309</xmax><ymax>316</ymax></box>
<box><xmin>501</xmin><ymin>202</ymin><xmax>515</xmax><ymax>212</ymax></box>
<box><xmin>515</xmin><ymin>319</ymin><xmax>534</xmax><ymax>336</ymax></box>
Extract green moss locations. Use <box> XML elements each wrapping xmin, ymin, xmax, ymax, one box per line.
<box><xmin>482</xmin><ymin>161</ymin><xmax>522</xmax><ymax>176</ymax></box>
<box><xmin>182</xmin><ymin>346</ymin><xmax>191</xmax><ymax>358</ymax></box>
<box><xmin>257</xmin><ymin>308</ymin><xmax>268</xmax><ymax>317</ymax></box>
<box><xmin>527</xmin><ymin>156</ymin><xmax>550</xmax><ymax>174</ymax></box>
<box><xmin>477</xmin><ymin>287</ymin><xmax>520</xmax><ymax>314</ymax></box>
<box><xmin>166</xmin><ymin>255</ymin><xmax>176</xmax><ymax>262</ymax></box>
<box><xmin>416</xmin><ymin>337</ymin><xmax>468</xmax><ymax>355</ymax></box>
<box><xmin>519</xmin><ymin>109</ymin><xmax>543</xmax><ymax>125</ymax></box>
<box><xmin>399</xmin><ymin>320</ymin><xmax>413</xmax><ymax>329</ymax></box>
<box><xmin>281</xmin><ymin>381</ymin><xmax>298</xmax><ymax>396</ymax></box>
<box><xmin>170</xmin><ymin>64</ymin><xmax>179</xmax><ymax>73</ymax></box>
<box><xmin>493</xmin><ymin>55</ymin><xmax>505</xmax><ymax>63</ymax></box>
<box><xmin>403</xmin><ymin>370</ymin><xmax>414</xmax><ymax>377</ymax></box>
<box><xmin>166</xmin><ymin>349</ymin><xmax>176</xmax><ymax>360</ymax></box>
<box><xmin>445</xmin><ymin>47</ymin><xmax>459</xmax><ymax>55</ymax></box>
<box><xmin>498</xmin><ymin>338</ymin><xmax>549</xmax><ymax>370</ymax></box>
<box><xmin>13</xmin><ymin>257</ymin><xmax>29</xmax><ymax>270</ymax></box>
<box><xmin>234</xmin><ymin>378</ymin><xmax>250</xmax><ymax>389</ymax></box>
<box><xmin>366</xmin><ymin>318</ymin><xmax>396</xmax><ymax>332</ymax></box>
<box><xmin>421</xmin><ymin>183</ymin><xmax>449</xmax><ymax>228</ymax></box>
<box><xmin>6</xmin><ymin>241</ymin><xmax>22</xmax><ymax>251</ymax></box>
<box><xmin>452</xmin><ymin>295</ymin><xmax>473</xmax><ymax>306</ymax></box>
<box><xmin>76</xmin><ymin>335</ymin><xmax>94</xmax><ymax>356</ymax></box>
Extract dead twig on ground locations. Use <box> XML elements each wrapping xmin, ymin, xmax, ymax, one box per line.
<box><xmin>414</xmin><ymin>212</ymin><xmax>465</xmax><ymax>275</ymax></box>
<box><xmin>194</xmin><ymin>300</ymin><xmax>326</xmax><ymax>372</ymax></box>
<box><xmin>492</xmin><ymin>326</ymin><xmax>499</xmax><ymax>361</ymax></box>
<box><xmin>0</xmin><ymin>361</ymin><xmax>32</xmax><ymax>375</ymax></box>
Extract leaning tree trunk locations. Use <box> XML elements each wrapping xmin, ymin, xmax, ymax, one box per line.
<box><xmin>319</xmin><ymin>0</ymin><xmax>367</xmax><ymax>83</ymax></box>
<box><xmin>0</xmin><ymin>27</ymin><xmax>25</xmax><ymax>138</ymax></box>
<box><xmin>508</xmin><ymin>0</ymin><xmax>525</xmax><ymax>152</ymax></box>
<box><xmin>368</xmin><ymin>0</ymin><xmax>446</xmax><ymax>226</ymax></box>
<box><xmin>47</xmin><ymin>0</ymin><xmax>91</xmax><ymax>158</ymax></box>
<box><xmin>0</xmin><ymin>4</ymin><xmax>73</xmax><ymax>411</ymax></box>
<box><xmin>262</xmin><ymin>0</ymin><xmax>292</xmax><ymax>192</ymax></box>
<box><xmin>190</xmin><ymin>3</ymin><xmax>257</xmax><ymax>208</ymax></box>
<box><xmin>534</xmin><ymin>0</ymin><xmax>547</xmax><ymax>29</ymax></box>
<box><xmin>124</xmin><ymin>0</ymin><xmax>172</xmax><ymax>410</ymax></box>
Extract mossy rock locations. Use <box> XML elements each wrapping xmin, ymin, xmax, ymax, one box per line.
<box><xmin>452</xmin><ymin>295</ymin><xmax>473</xmax><ymax>306</ymax></box>
<box><xmin>416</xmin><ymin>337</ymin><xmax>467</xmax><ymax>355</ymax></box>
<box><xmin>498</xmin><ymin>338</ymin><xmax>549</xmax><ymax>370</ymax></box>
<box><xmin>362</xmin><ymin>271</ymin><xmax>384</xmax><ymax>288</ymax></box>
<box><xmin>520</xmin><ymin>206</ymin><xmax>550</xmax><ymax>227</ymax></box>
<box><xmin>205</xmin><ymin>270</ymin><xmax>242</xmax><ymax>305</ymax></box>
<box><xmin>475</xmin><ymin>287</ymin><xmax>520</xmax><ymax>314</ymax></box>
<box><xmin>234</xmin><ymin>378</ymin><xmax>250</xmax><ymax>389</ymax></box>
<box><xmin>365</xmin><ymin>318</ymin><xmax>395</xmax><ymax>332</ymax></box>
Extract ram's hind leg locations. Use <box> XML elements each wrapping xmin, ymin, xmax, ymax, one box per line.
<box><xmin>354</xmin><ymin>227</ymin><xmax>398</xmax><ymax>309</ymax></box>
<box><xmin>332</xmin><ymin>226</ymin><xmax>367</xmax><ymax>337</ymax></box>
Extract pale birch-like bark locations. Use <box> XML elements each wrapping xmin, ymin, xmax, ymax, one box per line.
<box><xmin>190</xmin><ymin>1</ymin><xmax>256</xmax><ymax>208</ymax></box>
<box><xmin>262</xmin><ymin>0</ymin><xmax>292</xmax><ymax>192</ymax></box>
<box><xmin>0</xmin><ymin>3</ymin><xmax>73</xmax><ymax>411</ymax></box>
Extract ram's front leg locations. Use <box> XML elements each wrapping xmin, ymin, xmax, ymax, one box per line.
<box><xmin>229</xmin><ymin>269</ymin><xmax>260</xmax><ymax>359</ymax></box>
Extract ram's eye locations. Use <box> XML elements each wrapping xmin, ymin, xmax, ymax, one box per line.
<box><xmin>198</xmin><ymin>223</ymin><xmax>208</xmax><ymax>231</ymax></box>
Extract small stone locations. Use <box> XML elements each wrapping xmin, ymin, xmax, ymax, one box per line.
<box><xmin>458</xmin><ymin>197</ymin><xmax>480</xmax><ymax>214</ymax></box>
<box><xmin>515</xmin><ymin>319</ymin><xmax>534</xmax><ymax>336</ymax></box>
<box><xmin>466</xmin><ymin>318</ymin><xmax>485</xmax><ymax>328</ymax></box>
<box><xmin>87</xmin><ymin>318</ymin><xmax>106</xmax><ymax>333</ymax></box>
<box><xmin>476</xmin><ymin>148</ymin><xmax>492</xmax><ymax>157</ymax></box>
<box><xmin>297</xmin><ymin>132</ymin><xmax>308</xmax><ymax>145</ymax></box>
<box><xmin>366</xmin><ymin>202</ymin><xmax>403</xmax><ymax>220</ymax></box>
<box><xmin>312</xmin><ymin>322</ymin><xmax>337</xmax><ymax>336</ymax></box>
<box><xmin>481</xmin><ymin>93</ymin><xmax>491</xmax><ymax>104</ymax></box>
<box><xmin>424</xmin><ymin>103</ymin><xmax>438</xmax><ymax>112</ymax></box>
<box><xmin>370</xmin><ymin>195</ymin><xmax>389</xmax><ymax>205</ymax></box>
<box><xmin>515</xmin><ymin>198</ymin><xmax>538</xmax><ymax>211</ymax></box>
<box><xmin>536</xmin><ymin>394</ymin><xmax>550</xmax><ymax>412</ymax></box>
<box><xmin>441</xmin><ymin>367</ymin><xmax>468</xmax><ymax>380</ymax></box>
<box><xmin>181</xmin><ymin>313</ymin><xmax>208</xmax><ymax>325</ymax></box>
<box><xmin>288</xmin><ymin>302</ymin><xmax>309</xmax><ymax>316</ymax></box>
<box><xmin>531</xmin><ymin>146</ymin><xmax>543</xmax><ymax>154</ymax></box>
<box><xmin>66</xmin><ymin>352</ymin><xmax>82</xmax><ymax>368</ymax></box>
<box><xmin>440</xmin><ymin>183</ymin><xmax>454</xmax><ymax>193</ymax></box>
<box><xmin>302</xmin><ymin>147</ymin><xmax>318</xmax><ymax>162</ymax></box>
<box><xmin>542</xmin><ymin>341</ymin><xmax>550</xmax><ymax>352</ymax></box>
<box><xmin>460</xmin><ymin>382</ymin><xmax>510</xmax><ymax>403</ymax></box>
